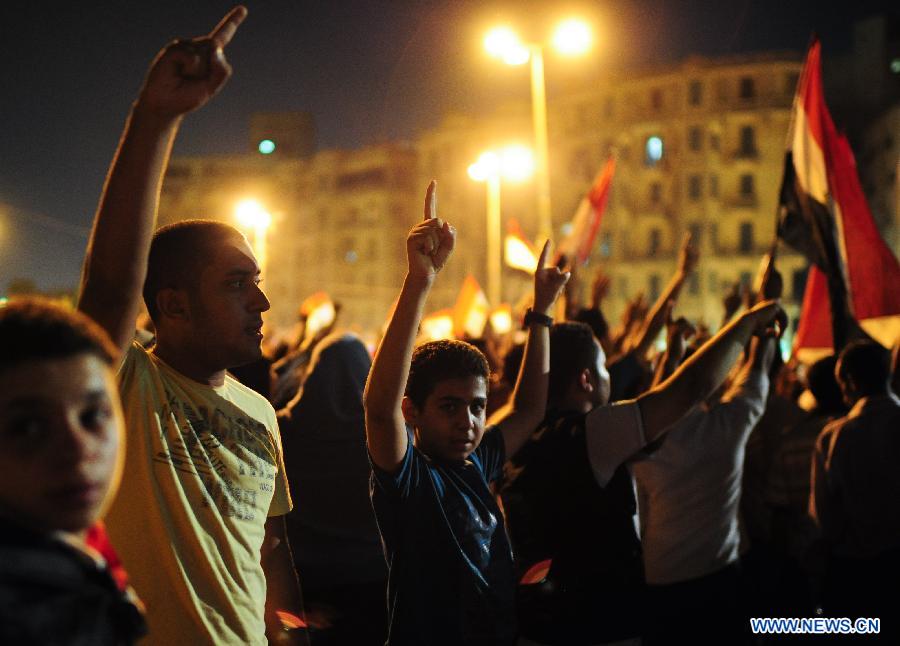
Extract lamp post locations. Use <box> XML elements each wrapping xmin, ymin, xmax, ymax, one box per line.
<box><xmin>234</xmin><ymin>199</ymin><xmax>272</xmax><ymax>278</ymax></box>
<box><xmin>468</xmin><ymin>146</ymin><xmax>535</xmax><ymax>306</ymax></box>
<box><xmin>484</xmin><ymin>19</ymin><xmax>592</xmax><ymax>240</ymax></box>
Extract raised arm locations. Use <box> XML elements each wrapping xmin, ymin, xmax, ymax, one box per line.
<box><xmin>492</xmin><ymin>241</ymin><xmax>569</xmax><ymax>458</ymax></box>
<box><xmin>626</xmin><ymin>232</ymin><xmax>699</xmax><ymax>358</ymax></box>
<box><xmin>77</xmin><ymin>7</ymin><xmax>247</xmax><ymax>354</ymax></box>
<box><xmin>364</xmin><ymin>183</ymin><xmax>455</xmax><ymax>472</ymax></box>
<box><xmin>637</xmin><ymin>300</ymin><xmax>785</xmax><ymax>443</ymax></box>
<box><xmin>650</xmin><ymin>313</ymin><xmax>696</xmax><ymax>388</ymax></box>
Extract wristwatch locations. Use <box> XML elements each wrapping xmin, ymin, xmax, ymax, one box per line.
<box><xmin>523</xmin><ymin>308</ymin><xmax>553</xmax><ymax>328</ymax></box>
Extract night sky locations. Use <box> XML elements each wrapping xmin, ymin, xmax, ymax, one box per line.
<box><xmin>0</xmin><ymin>0</ymin><xmax>895</xmax><ymax>292</ymax></box>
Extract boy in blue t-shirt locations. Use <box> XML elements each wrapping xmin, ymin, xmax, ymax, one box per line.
<box><xmin>364</xmin><ymin>182</ymin><xmax>569</xmax><ymax>645</ymax></box>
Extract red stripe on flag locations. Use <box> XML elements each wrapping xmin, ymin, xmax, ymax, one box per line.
<box><xmin>798</xmin><ymin>39</ymin><xmax>827</xmax><ymax>152</ymax></box>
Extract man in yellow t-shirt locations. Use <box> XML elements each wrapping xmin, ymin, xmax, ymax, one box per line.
<box><xmin>77</xmin><ymin>7</ymin><xmax>306</xmax><ymax>645</ymax></box>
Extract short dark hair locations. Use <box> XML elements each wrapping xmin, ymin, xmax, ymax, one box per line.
<box><xmin>549</xmin><ymin>321</ymin><xmax>599</xmax><ymax>405</ymax></box>
<box><xmin>143</xmin><ymin>219</ymin><xmax>244</xmax><ymax>322</ymax></box>
<box><xmin>405</xmin><ymin>339</ymin><xmax>490</xmax><ymax>408</ymax></box>
<box><xmin>838</xmin><ymin>339</ymin><xmax>891</xmax><ymax>396</ymax></box>
<box><xmin>805</xmin><ymin>354</ymin><xmax>843</xmax><ymax>412</ymax></box>
<box><xmin>0</xmin><ymin>297</ymin><xmax>117</xmax><ymax>370</ymax></box>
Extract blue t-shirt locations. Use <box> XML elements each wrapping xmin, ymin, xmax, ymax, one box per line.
<box><xmin>370</xmin><ymin>427</ymin><xmax>516</xmax><ymax>646</ymax></box>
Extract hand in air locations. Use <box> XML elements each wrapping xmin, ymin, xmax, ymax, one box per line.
<box><xmin>533</xmin><ymin>240</ymin><xmax>570</xmax><ymax>316</ymax></box>
<box><xmin>406</xmin><ymin>181</ymin><xmax>456</xmax><ymax>279</ymax></box>
<box><xmin>138</xmin><ymin>6</ymin><xmax>248</xmax><ymax>121</ymax></box>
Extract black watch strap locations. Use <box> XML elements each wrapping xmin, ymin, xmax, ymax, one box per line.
<box><xmin>523</xmin><ymin>308</ymin><xmax>553</xmax><ymax>327</ymax></box>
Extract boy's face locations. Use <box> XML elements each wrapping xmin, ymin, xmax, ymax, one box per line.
<box><xmin>405</xmin><ymin>375</ymin><xmax>488</xmax><ymax>462</ymax></box>
<box><xmin>0</xmin><ymin>353</ymin><xmax>123</xmax><ymax>535</ymax></box>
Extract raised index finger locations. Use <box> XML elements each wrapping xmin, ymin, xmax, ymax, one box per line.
<box><xmin>537</xmin><ymin>240</ymin><xmax>551</xmax><ymax>269</ymax></box>
<box><xmin>424</xmin><ymin>180</ymin><xmax>437</xmax><ymax>221</ymax></box>
<box><xmin>209</xmin><ymin>5</ymin><xmax>248</xmax><ymax>48</ymax></box>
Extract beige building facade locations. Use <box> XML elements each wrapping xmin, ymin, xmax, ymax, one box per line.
<box><xmin>158</xmin><ymin>51</ymin><xmax>898</xmax><ymax>344</ymax></box>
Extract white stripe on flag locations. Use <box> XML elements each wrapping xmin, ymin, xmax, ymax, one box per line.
<box><xmin>791</xmin><ymin>102</ymin><xmax>829</xmax><ymax>204</ymax></box>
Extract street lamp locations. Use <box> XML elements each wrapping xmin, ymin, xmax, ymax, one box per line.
<box><xmin>468</xmin><ymin>145</ymin><xmax>535</xmax><ymax>306</ymax></box>
<box><xmin>234</xmin><ymin>199</ymin><xmax>272</xmax><ymax>278</ymax></box>
<box><xmin>484</xmin><ymin>19</ymin><xmax>592</xmax><ymax>240</ymax></box>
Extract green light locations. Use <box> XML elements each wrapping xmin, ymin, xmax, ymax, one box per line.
<box><xmin>891</xmin><ymin>59</ymin><xmax>900</xmax><ymax>74</ymax></box>
<box><xmin>258</xmin><ymin>139</ymin><xmax>276</xmax><ymax>155</ymax></box>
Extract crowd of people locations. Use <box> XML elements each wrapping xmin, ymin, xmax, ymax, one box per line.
<box><xmin>1</xmin><ymin>6</ymin><xmax>899</xmax><ymax>646</ymax></box>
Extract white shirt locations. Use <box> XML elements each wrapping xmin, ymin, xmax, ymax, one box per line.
<box><xmin>631</xmin><ymin>367</ymin><xmax>769</xmax><ymax>585</ymax></box>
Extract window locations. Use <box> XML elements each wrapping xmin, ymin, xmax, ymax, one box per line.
<box><xmin>649</xmin><ymin>182</ymin><xmax>662</xmax><ymax>204</ymax></box>
<box><xmin>569</xmin><ymin>148</ymin><xmax>593</xmax><ymax>182</ymax></box>
<box><xmin>739</xmin><ymin>222</ymin><xmax>754</xmax><ymax>253</ymax></box>
<box><xmin>710</xmin><ymin>174</ymin><xmax>719</xmax><ymax>198</ymax></box>
<box><xmin>649</xmin><ymin>274</ymin><xmax>662</xmax><ymax>301</ymax></box>
<box><xmin>600</xmin><ymin>232</ymin><xmax>612</xmax><ymax>258</ymax></box>
<box><xmin>688</xmin><ymin>126</ymin><xmax>703</xmax><ymax>151</ymax></box>
<box><xmin>689</xmin><ymin>273</ymin><xmax>700</xmax><ymax>295</ymax></box>
<box><xmin>651</xmin><ymin>89</ymin><xmax>663</xmax><ymax>110</ymax></box>
<box><xmin>688</xmin><ymin>222</ymin><xmax>703</xmax><ymax>245</ymax></box>
<box><xmin>739</xmin><ymin>126</ymin><xmax>757</xmax><ymax>156</ymax></box>
<box><xmin>645</xmin><ymin>136</ymin><xmax>664</xmax><ymax>166</ymax></box>
<box><xmin>710</xmin><ymin>133</ymin><xmax>720</xmax><ymax>151</ymax></box>
<box><xmin>688</xmin><ymin>174</ymin><xmax>702</xmax><ymax>201</ymax></box>
<box><xmin>739</xmin><ymin>77</ymin><xmax>756</xmax><ymax>100</ymax></box>
<box><xmin>689</xmin><ymin>80</ymin><xmax>703</xmax><ymax>106</ymax></box>
<box><xmin>740</xmin><ymin>174</ymin><xmax>755</xmax><ymax>198</ymax></box>
<box><xmin>649</xmin><ymin>229</ymin><xmax>661</xmax><ymax>255</ymax></box>
<box><xmin>710</xmin><ymin>223</ymin><xmax>719</xmax><ymax>248</ymax></box>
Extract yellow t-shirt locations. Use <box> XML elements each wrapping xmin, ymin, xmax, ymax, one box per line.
<box><xmin>105</xmin><ymin>342</ymin><xmax>292</xmax><ymax>645</ymax></box>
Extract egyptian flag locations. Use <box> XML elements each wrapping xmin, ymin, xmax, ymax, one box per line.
<box><xmin>504</xmin><ymin>217</ymin><xmax>539</xmax><ymax>273</ymax></box>
<box><xmin>453</xmin><ymin>275</ymin><xmax>490</xmax><ymax>338</ymax></box>
<box><xmin>556</xmin><ymin>156</ymin><xmax>615</xmax><ymax>266</ymax></box>
<box><xmin>777</xmin><ymin>38</ymin><xmax>900</xmax><ymax>356</ymax></box>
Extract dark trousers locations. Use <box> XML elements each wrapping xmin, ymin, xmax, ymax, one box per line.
<box><xmin>644</xmin><ymin>562</ymin><xmax>746</xmax><ymax>645</ymax></box>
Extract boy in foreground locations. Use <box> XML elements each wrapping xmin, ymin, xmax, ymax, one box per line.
<box><xmin>0</xmin><ymin>298</ymin><xmax>146</xmax><ymax>643</ymax></box>
<box><xmin>363</xmin><ymin>183</ymin><xmax>569</xmax><ymax>645</ymax></box>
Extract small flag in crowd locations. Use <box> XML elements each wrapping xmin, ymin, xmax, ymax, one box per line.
<box><xmin>420</xmin><ymin>309</ymin><xmax>455</xmax><ymax>342</ymax></box>
<box><xmin>556</xmin><ymin>156</ymin><xmax>615</xmax><ymax>266</ymax></box>
<box><xmin>453</xmin><ymin>275</ymin><xmax>490</xmax><ymax>338</ymax></box>
<box><xmin>776</xmin><ymin>37</ymin><xmax>900</xmax><ymax>356</ymax></box>
<box><xmin>504</xmin><ymin>218</ymin><xmax>539</xmax><ymax>273</ymax></box>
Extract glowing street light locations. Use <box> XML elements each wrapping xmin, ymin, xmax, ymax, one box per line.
<box><xmin>468</xmin><ymin>145</ymin><xmax>535</xmax><ymax>306</ymax></box>
<box><xmin>484</xmin><ymin>18</ymin><xmax>592</xmax><ymax>239</ymax></box>
<box><xmin>234</xmin><ymin>199</ymin><xmax>272</xmax><ymax>277</ymax></box>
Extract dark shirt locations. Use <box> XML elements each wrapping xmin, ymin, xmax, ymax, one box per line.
<box><xmin>371</xmin><ymin>428</ymin><xmax>516</xmax><ymax>646</ymax></box>
<box><xmin>0</xmin><ymin>518</ymin><xmax>147</xmax><ymax>645</ymax></box>
<box><xmin>500</xmin><ymin>410</ymin><xmax>645</xmax><ymax>644</ymax></box>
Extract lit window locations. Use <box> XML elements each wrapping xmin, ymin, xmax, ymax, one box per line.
<box><xmin>645</xmin><ymin>136</ymin><xmax>664</xmax><ymax>166</ymax></box>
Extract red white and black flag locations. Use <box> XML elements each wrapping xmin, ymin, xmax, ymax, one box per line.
<box><xmin>556</xmin><ymin>156</ymin><xmax>615</xmax><ymax>266</ymax></box>
<box><xmin>776</xmin><ymin>38</ymin><xmax>900</xmax><ymax>356</ymax></box>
